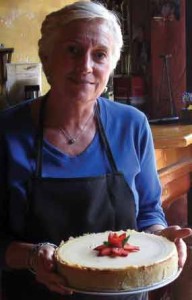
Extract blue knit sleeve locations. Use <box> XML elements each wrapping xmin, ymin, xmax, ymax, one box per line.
<box><xmin>136</xmin><ymin>116</ymin><xmax>167</xmax><ymax>230</ymax></box>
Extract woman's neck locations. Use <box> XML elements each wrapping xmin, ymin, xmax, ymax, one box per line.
<box><xmin>44</xmin><ymin>91</ymin><xmax>97</xmax><ymax>129</ymax></box>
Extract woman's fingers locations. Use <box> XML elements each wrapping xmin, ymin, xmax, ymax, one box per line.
<box><xmin>49</xmin><ymin>281</ymin><xmax>73</xmax><ymax>295</ymax></box>
<box><xmin>36</xmin><ymin>270</ymin><xmax>73</xmax><ymax>295</ymax></box>
<box><xmin>161</xmin><ymin>226</ymin><xmax>192</xmax><ymax>241</ymax></box>
<box><xmin>160</xmin><ymin>226</ymin><xmax>192</xmax><ymax>268</ymax></box>
<box><xmin>175</xmin><ymin>238</ymin><xmax>187</xmax><ymax>268</ymax></box>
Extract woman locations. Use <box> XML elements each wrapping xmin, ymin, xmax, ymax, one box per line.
<box><xmin>0</xmin><ymin>1</ymin><xmax>191</xmax><ymax>300</ymax></box>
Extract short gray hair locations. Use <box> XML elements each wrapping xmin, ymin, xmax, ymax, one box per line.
<box><xmin>38</xmin><ymin>1</ymin><xmax>123</xmax><ymax>73</ymax></box>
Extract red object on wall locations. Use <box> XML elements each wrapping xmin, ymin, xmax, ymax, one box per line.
<box><xmin>113</xmin><ymin>76</ymin><xmax>130</xmax><ymax>103</ymax></box>
<box><xmin>131</xmin><ymin>76</ymin><xmax>145</xmax><ymax>97</ymax></box>
<box><xmin>129</xmin><ymin>76</ymin><xmax>146</xmax><ymax>111</ymax></box>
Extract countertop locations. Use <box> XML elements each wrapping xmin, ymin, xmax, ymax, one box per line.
<box><xmin>151</xmin><ymin>124</ymin><xmax>192</xmax><ymax>149</ymax></box>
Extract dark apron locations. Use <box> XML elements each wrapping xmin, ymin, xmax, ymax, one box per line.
<box><xmin>2</xmin><ymin>98</ymin><xmax>147</xmax><ymax>300</ymax></box>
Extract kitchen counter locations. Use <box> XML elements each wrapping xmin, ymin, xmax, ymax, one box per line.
<box><xmin>151</xmin><ymin>124</ymin><xmax>192</xmax><ymax>225</ymax></box>
<box><xmin>152</xmin><ymin>124</ymin><xmax>192</xmax><ymax>149</ymax></box>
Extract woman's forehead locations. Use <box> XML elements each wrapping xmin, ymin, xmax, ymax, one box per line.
<box><xmin>56</xmin><ymin>19</ymin><xmax>114</xmax><ymax>47</ymax></box>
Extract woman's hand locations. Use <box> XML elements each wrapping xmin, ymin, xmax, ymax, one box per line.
<box><xmin>33</xmin><ymin>243</ymin><xmax>73</xmax><ymax>295</ymax></box>
<box><xmin>159</xmin><ymin>226</ymin><xmax>192</xmax><ymax>268</ymax></box>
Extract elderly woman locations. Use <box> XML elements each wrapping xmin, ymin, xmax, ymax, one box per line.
<box><xmin>0</xmin><ymin>1</ymin><xmax>191</xmax><ymax>300</ymax></box>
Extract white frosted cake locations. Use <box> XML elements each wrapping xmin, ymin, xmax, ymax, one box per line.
<box><xmin>55</xmin><ymin>230</ymin><xmax>178</xmax><ymax>292</ymax></box>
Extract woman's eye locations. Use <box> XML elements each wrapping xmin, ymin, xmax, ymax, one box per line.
<box><xmin>68</xmin><ymin>46</ymin><xmax>79</xmax><ymax>55</ymax></box>
<box><xmin>95</xmin><ymin>52</ymin><xmax>107</xmax><ymax>60</ymax></box>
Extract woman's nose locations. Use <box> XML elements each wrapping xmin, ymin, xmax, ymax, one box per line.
<box><xmin>77</xmin><ymin>53</ymin><xmax>93</xmax><ymax>73</ymax></box>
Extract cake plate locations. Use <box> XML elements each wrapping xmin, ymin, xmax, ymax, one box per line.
<box><xmin>64</xmin><ymin>268</ymin><xmax>182</xmax><ymax>296</ymax></box>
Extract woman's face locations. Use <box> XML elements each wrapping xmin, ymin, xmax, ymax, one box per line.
<box><xmin>45</xmin><ymin>19</ymin><xmax>114</xmax><ymax>103</ymax></box>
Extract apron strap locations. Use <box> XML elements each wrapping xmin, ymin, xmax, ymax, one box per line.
<box><xmin>95</xmin><ymin>103</ymin><xmax>118</xmax><ymax>173</ymax></box>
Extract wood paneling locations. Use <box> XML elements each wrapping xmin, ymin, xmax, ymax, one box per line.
<box><xmin>152</xmin><ymin>124</ymin><xmax>192</xmax><ymax>224</ymax></box>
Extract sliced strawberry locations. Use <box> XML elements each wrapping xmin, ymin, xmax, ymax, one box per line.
<box><xmin>108</xmin><ymin>232</ymin><xmax>124</xmax><ymax>247</ymax></box>
<box><xmin>94</xmin><ymin>232</ymin><xmax>140</xmax><ymax>257</ymax></box>
<box><xmin>111</xmin><ymin>247</ymin><xmax>129</xmax><ymax>257</ymax></box>
<box><xmin>99</xmin><ymin>247</ymin><xmax>112</xmax><ymax>256</ymax></box>
<box><xmin>108</xmin><ymin>232</ymin><xmax>117</xmax><ymax>243</ymax></box>
<box><xmin>124</xmin><ymin>244</ymin><xmax>140</xmax><ymax>252</ymax></box>
<box><xmin>118</xmin><ymin>233</ymin><xmax>127</xmax><ymax>241</ymax></box>
<box><xmin>94</xmin><ymin>244</ymin><xmax>106</xmax><ymax>251</ymax></box>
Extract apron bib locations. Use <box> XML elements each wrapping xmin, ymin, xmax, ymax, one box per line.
<box><xmin>2</xmin><ymin>98</ymin><xmax>148</xmax><ymax>300</ymax></box>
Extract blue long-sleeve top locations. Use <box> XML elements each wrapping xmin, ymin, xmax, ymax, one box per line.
<box><xmin>0</xmin><ymin>97</ymin><xmax>167</xmax><ymax>268</ymax></box>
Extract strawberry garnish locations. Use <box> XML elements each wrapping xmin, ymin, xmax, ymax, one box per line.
<box><xmin>99</xmin><ymin>247</ymin><xmax>112</xmax><ymax>256</ymax></box>
<box><xmin>108</xmin><ymin>232</ymin><xmax>126</xmax><ymax>247</ymax></box>
<box><xmin>94</xmin><ymin>244</ymin><xmax>107</xmax><ymax>251</ymax></box>
<box><xmin>111</xmin><ymin>247</ymin><xmax>129</xmax><ymax>257</ymax></box>
<box><xmin>93</xmin><ymin>232</ymin><xmax>140</xmax><ymax>257</ymax></box>
<box><xmin>124</xmin><ymin>244</ymin><xmax>140</xmax><ymax>252</ymax></box>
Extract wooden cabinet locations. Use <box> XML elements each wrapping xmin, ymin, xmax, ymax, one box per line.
<box><xmin>152</xmin><ymin>124</ymin><xmax>192</xmax><ymax>225</ymax></box>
